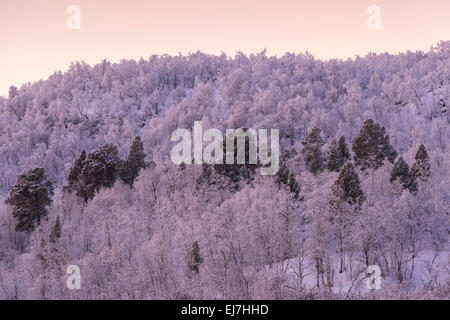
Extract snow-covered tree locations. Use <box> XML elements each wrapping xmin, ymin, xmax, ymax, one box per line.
<box><xmin>411</xmin><ymin>144</ymin><xmax>431</xmax><ymax>182</ymax></box>
<box><xmin>327</xmin><ymin>136</ymin><xmax>350</xmax><ymax>172</ymax></box>
<box><xmin>120</xmin><ymin>136</ymin><xmax>148</xmax><ymax>186</ymax></box>
<box><xmin>389</xmin><ymin>157</ymin><xmax>417</xmax><ymax>193</ymax></box>
<box><xmin>5</xmin><ymin>168</ymin><xmax>54</xmax><ymax>233</ymax></box>
<box><xmin>352</xmin><ymin>119</ymin><xmax>397</xmax><ymax>171</ymax></box>
<box><xmin>301</xmin><ymin>127</ymin><xmax>325</xmax><ymax>175</ymax></box>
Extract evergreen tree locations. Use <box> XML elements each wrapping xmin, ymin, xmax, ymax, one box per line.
<box><xmin>330</xmin><ymin>161</ymin><xmax>365</xmax><ymax>209</ymax></box>
<box><xmin>188</xmin><ymin>241</ymin><xmax>203</xmax><ymax>274</ymax></box>
<box><xmin>121</xmin><ymin>136</ymin><xmax>147</xmax><ymax>186</ymax></box>
<box><xmin>5</xmin><ymin>168</ymin><xmax>54</xmax><ymax>233</ymax></box>
<box><xmin>49</xmin><ymin>216</ymin><xmax>61</xmax><ymax>244</ymax></box>
<box><xmin>352</xmin><ymin>119</ymin><xmax>397</xmax><ymax>171</ymax></box>
<box><xmin>390</xmin><ymin>157</ymin><xmax>417</xmax><ymax>193</ymax></box>
<box><xmin>327</xmin><ymin>136</ymin><xmax>350</xmax><ymax>172</ymax></box>
<box><xmin>64</xmin><ymin>150</ymin><xmax>86</xmax><ymax>192</ymax></box>
<box><xmin>78</xmin><ymin>143</ymin><xmax>121</xmax><ymax>202</ymax></box>
<box><xmin>276</xmin><ymin>162</ymin><xmax>300</xmax><ymax>200</ymax></box>
<box><xmin>214</xmin><ymin>130</ymin><xmax>257</xmax><ymax>184</ymax></box>
<box><xmin>196</xmin><ymin>163</ymin><xmax>213</xmax><ymax>186</ymax></box>
<box><xmin>411</xmin><ymin>144</ymin><xmax>430</xmax><ymax>182</ymax></box>
<box><xmin>329</xmin><ymin>161</ymin><xmax>364</xmax><ymax>273</ymax></box>
<box><xmin>301</xmin><ymin>127</ymin><xmax>325</xmax><ymax>175</ymax></box>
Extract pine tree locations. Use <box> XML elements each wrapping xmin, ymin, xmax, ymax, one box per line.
<box><xmin>301</xmin><ymin>127</ymin><xmax>325</xmax><ymax>175</ymax></box>
<box><xmin>390</xmin><ymin>157</ymin><xmax>417</xmax><ymax>193</ymax></box>
<box><xmin>5</xmin><ymin>168</ymin><xmax>54</xmax><ymax>233</ymax></box>
<box><xmin>411</xmin><ymin>144</ymin><xmax>430</xmax><ymax>182</ymax></box>
<box><xmin>49</xmin><ymin>216</ymin><xmax>61</xmax><ymax>244</ymax></box>
<box><xmin>214</xmin><ymin>130</ymin><xmax>257</xmax><ymax>184</ymax></box>
<box><xmin>329</xmin><ymin>161</ymin><xmax>364</xmax><ymax>273</ymax></box>
<box><xmin>188</xmin><ymin>241</ymin><xmax>203</xmax><ymax>274</ymax></box>
<box><xmin>64</xmin><ymin>150</ymin><xmax>86</xmax><ymax>192</ymax></box>
<box><xmin>78</xmin><ymin>143</ymin><xmax>121</xmax><ymax>202</ymax></box>
<box><xmin>330</xmin><ymin>161</ymin><xmax>365</xmax><ymax>209</ymax></box>
<box><xmin>196</xmin><ymin>163</ymin><xmax>213</xmax><ymax>186</ymax></box>
<box><xmin>327</xmin><ymin>136</ymin><xmax>350</xmax><ymax>172</ymax></box>
<box><xmin>122</xmin><ymin>136</ymin><xmax>147</xmax><ymax>186</ymax></box>
<box><xmin>276</xmin><ymin>162</ymin><xmax>300</xmax><ymax>200</ymax></box>
<box><xmin>352</xmin><ymin>119</ymin><xmax>397</xmax><ymax>171</ymax></box>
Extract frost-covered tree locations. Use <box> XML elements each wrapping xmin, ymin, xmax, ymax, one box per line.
<box><xmin>49</xmin><ymin>216</ymin><xmax>61</xmax><ymax>244</ymax></box>
<box><xmin>78</xmin><ymin>144</ymin><xmax>121</xmax><ymax>202</ymax></box>
<box><xmin>389</xmin><ymin>157</ymin><xmax>417</xmax><ymax>193</ymax></box>
<box><xmin>330</xmin><ymin>162</ymin><xmax>364</xmax><ymax>208</ymax></box>
<box><xmin>120</xmin><ymin>136</ymin><xmax>147</xmax><ymax>186</ymax></box>
<box><xmin>276</xmin><ymin>161</ymin><xmax>301</xmax><ymax>200</ymax></box>
<box><xmin>329</xmin><ymin>161</ymin><xmax>364</xmax><ymax>273</ymax></box>
<box><xmin>64</xmin><ymin>150</ymin><xmax>86</xmax><ymax>193</ymax></box>
<box><xmin>5</xmin><ymin>168</ymin><xmax>54</xmax><ymax>233</ymax></box>
<box><xmin>327</xmin><ymin>136</ymin><xmax>350</xmax><ymax>172</ymax></box>
<box><xmin>411</xmin><ymin>144</ymin><xmax>431</xmax><ymax>182</ymax></box>
<box><xmin>352</xmin><ymin>119</ymin><xmax>397</xmax><ymax>171</ymax></box>
<box><xmin>301</xmin><ymin>127</ymin><xmax>325</xmax><ymax>175</ymax></box>
<box><xmin>188</xmin><ymin>241</ymin><xmax>203</xmax><ymax>274</ymax></box>
<box><xmin>276</xmin><ymin>162</ymin><xmax>301</xmax><ymax>200</ymax></box>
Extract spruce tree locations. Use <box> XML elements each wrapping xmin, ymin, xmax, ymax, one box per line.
<box><xmin>214</xmin><ymin>130</ymin><xmax>257</xmax><ymax>184</ymax></box>
<box><xmin>196</xmin><ymin>163</ymin><xmax>213</xmax><ymax>186</ymax></box>
<box><xmin>6</xmin><ymin>168</ymin><xmax>54</xmax><ymax>233</ymax></box>
<box><xmin>78</xmin><ymin>143</ymin><xmax>121</xmax><ymax>202</ymax></box>
<box><xmin>327</xmin><ymin>136</ymin><xmax>350</xmax><ymax>172</ymax></box>
<box><xmin>330</xmin><ymin>161</ymin><xmax>365</xmax><ymax>209</ymax></box>
<box><xmin>188</xmin><ymin>241</ymin><xmax>203</xmax><ymax>274</ymax></box>
<box><xmin>352</xmin><ymin>119</ymin><xmax>397</xmax><ymax>171</ymax></box>
<box><xmin>64</xmin><ymin>150</ymin><xmax>86</xmax><ymax>192</ymax></box>
<box><xmin>123</xmin><ymin>136</ymin><xmax>147</xmax><ymax>186</ymax></box>
<box><xmin>389</xmin><ymin>157</ymin><xmax>417</xmax><ymax>193</ymax></box>
<box><xmin>301</xmin><ymin>127</ymin><xmax>325</xmax><ymax>175</ymax></box>
<box><xmin>411</xmin><ymin>144</ymin><xmax>430</xmax><ymax>182</ymax></box>
<box><xmin>276</xmin><ymin>162</ymin><xmax>300</xmax><ymax>200</ymax></box>
<box><xmin>329</xmin><ymin>161</ymin><xmax>364</xmax><ymax>273</ymax></box>
<box><xmin>49</xmin><ymin>216</ymin><xmax>61</xmax><ymax>244</ymax></box>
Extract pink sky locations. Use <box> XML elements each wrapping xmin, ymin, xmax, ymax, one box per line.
<box><xmin>1</xmin><ymin>0</ymin><xmax>449</xmax><ymax>96</ymax></box>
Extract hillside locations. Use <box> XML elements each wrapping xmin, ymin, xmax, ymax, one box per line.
<box><xmin>0</xmin><ymin>43</ymin><xmax>449</xmax><ymax>299</ymax></box>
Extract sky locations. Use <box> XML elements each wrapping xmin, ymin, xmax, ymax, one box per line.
<box><xmin>1</xmin><ymin>0</ymin><xmax>449</xmax><ymax>96</ymax></box>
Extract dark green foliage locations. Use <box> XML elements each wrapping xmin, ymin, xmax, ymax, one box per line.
<box><xmin>121</xmin><ymin>136</ymin><xmax>147</xmax><ymax>186</ymax></box>
<box><xmin>276</xmin><ymin>161</ymin><xmax>301</xmax><ymax>200</ymax></box>
<box><xmin>6</xmin><ymin>168</ymin><xmax>54</xmax><ymax>233</ymax></box>
<box><xmin>301</xmin><ymin>127</ymin><xmax>325</xmax><ymax>175</ymax></box>
<box><xmin>49</xmin><ymin>216</ymin><xmax>61</xmax><ymax>244</ymax></box>
<box><xmin>78</xmin><ymin>143</ymin><xmax>121</xmax><ymax>201</ymax></box>
<box><xmin>66</xmin><ymin>139</ymin><xmax>151</xmax><ymax>201</ymax></box>
<box><xmin>196</xmin><ymin>162</ymin><xmax>236</xmax><ymax>191</ymax></box>
<box><xmin>64</xmin><ymin>150</ymin><xmax>86</xmax><ymax>192</ymax></box>
<box><xmin>188</xmin><ymin>241</ymin><xmax>203</xmax><ymax>274</ymax></box>
<box><xmin>330</xmin><ymin>161</ymin><xmax>364</xmax><ymax>209</ymax></box>
<box><xmin>352</xmin><ymin>119</ymin><xmax>397</xmax><ymax>171</ymax></box>
<box><xmin>390</xmin><ymin>157</ymin><xmax>417</xmax><ymax>193</ymax></box>
<box><xmin>329</xmin><ymin>161</ymin><xmax>364</xmax><ymax>274</ymax></box>
<box><xmin>411</xmin><ymin>144</ymin><xmax>430</xmax><ymax>182</ymax></box>
<box><xmin>196</xmin><ymin>163</ymin><xmax>213</xmax><ymax>186</ymax></box>
<box><xmin>214</xmin><ymin>130</ymin><xmax>257</xmax><ymax>184</ymax></box>
<box><xmin>327</xmin><ymin>136</ymin><xmax>350</xmax><ymax>172</ymax></box>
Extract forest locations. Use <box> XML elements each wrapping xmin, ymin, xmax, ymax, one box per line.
<box><xmin>0</xmin><ymin>42</ymin><xmax>449</xmax><ymax>299</ymax></box>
